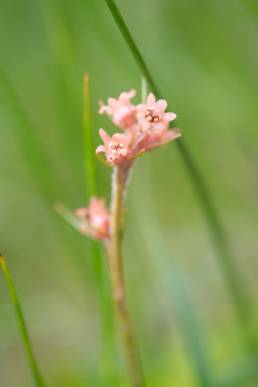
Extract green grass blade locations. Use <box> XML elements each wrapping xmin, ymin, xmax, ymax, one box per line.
<box><xmin>164</xmin><ymin>264</ymin><xmax>213</xmax><ymax>387</ymax></box>
<box><xmin>216</xmin><ymin>352</ymin><xmax>258</xmax><ymax>387</ymax></box>
<box><xmin>0</xmin><ymin>255</ymin><xmax>45</xmax><ymax>387</ymax></box>
<box><xmin>104</xmin><ymin>0</ymin><xmax>251</xmax><ymax>343</ymax></box>
<box><xmin>105</xmin><ymin>0</ymin><xmax>159</xmax><ymax>97</ymax></box>
<box><xmin>82</xmin><ymin>74</ymin><xmax>116</xmax><ymax>385</ymax></box>
<box><xmin>129</xmin><ymin>210</ymin><xmax>213</xmax><ymax>387</ymax></box>
<box><xmin>176</xmin><ymin>142</ymin><xmax>251</xmax><ymax>334</ymax></box>
<box><xmin>0</xmin><ymin>68</ymin><xmax>92</xmax><ymax>282</ymax></box>
<box><xmin>82</xmin><ymin>73</ymin><xmax>104</xmax><ymax>282</ymax></box>
<box><xmin>83</xmin><ymin>74</ymin><xmax>97</xmax><ymax>197</ymax></box>
<box><xmin>55</xmin><ymin>202</ymin><xmax>82</xmax><ymax>231</ymax></box>
<box><xmin>0</xmin><ymin>69</ymin><xmax>58</xmax><ymax>202</ymax></box>
<box><xmin>242</xmin><ymin>0</ymin><xmax>258</xmax><ymax>17</ymax></box>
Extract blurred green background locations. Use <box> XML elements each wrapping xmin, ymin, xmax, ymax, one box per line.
<box><xmin>1</xmin><ymin>0</ymin><xmax>258</xmax><ymax>386</ymax></box>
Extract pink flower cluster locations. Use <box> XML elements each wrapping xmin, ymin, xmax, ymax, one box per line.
<box><xmin>75</xmin><ymin>89</ymin><xmax>181</xmax><ymax>241</ymax></box>
<box><xmin>75</xmin><ymin>198</ymin><xmax>110</xmax><ymax>240</ymax></box>
<box><xmin>97</xmin><ymin>90</ymin><xmax>181</xmax><ymax>166</ymax></box>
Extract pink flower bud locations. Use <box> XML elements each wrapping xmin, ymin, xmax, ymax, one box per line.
<box><xmin>99</xmin><ymin>89</ymin><xmax>137</xmax><ymax>131</ymax></box>
<box><xmin>75</xmin><ymin>198</ymin><xmax>110</xmax><ymax>240</ymax></box>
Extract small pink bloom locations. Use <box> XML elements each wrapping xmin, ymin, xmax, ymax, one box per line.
<box><xmin>137</xmin><ymin>93</ymin><xmax>176</xmax><ymax>132</ymax></box>
<box><xmin>96</xmin><ymin>128</ymin><xmax>135</xmax><ymax>165</ymax></box>
<box><xmin>137</xmin><ymin>128</ymin><xmax>181</xmax><ymax>151</ymax></box>
<box><xmin>99</xmin><ymin>89</ymin><xmax>137</xmax><ymax>131</ymax></box>
<box><xmin>75</xmin><ymin>197</ymin><xmax>110</xmax><ymax>240</ymax></box>
<box><xmin>97</xmin><ymin>90</ymin><xmax>181</xmax><ymax>164</ymax></box>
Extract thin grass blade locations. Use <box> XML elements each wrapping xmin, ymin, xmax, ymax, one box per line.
<box><xmin>242</xmin><ymin>0</ymin><xmax>258</xmax><ymax>17</ymax></box>
<box><xmin>82</xmin><ymin>73</ymin><xmax>105</xmax><ymax>282</ymax></box>
<box><xmin>0</xmin><ymin>69</ymin><xmax>58</xmax><ymax>201</ymax></box>
<box><xmin>129</xmin><ymin>202</ymin><xmax>214</xmax><ymax>387</ymax></box>
<box><xmin>216</xmin><ymin>352</ymin><xmax>258</xmax><ymax>387</ymax></box>
<box><xmin>104</xmin><ymin>0</ymin><xmax>252</xmax><ymax>346</ymax></box>
<box><xmin>0</xmin><ymin>254</ymin><xmax>45</xmax><ymax>387</ymax></box>
<box><xmin>0</xmin><ymin>69</ymin><xmax>89</xmax><ymax>265</ymax></box>
<box><xmin>82</xmin><ymin>74</ymin><xmax>116</xmax><ymax>385</ymax></box>
<box><xmin>83</xmin><ymin>74</ymin><xmax>97</xmax><ymax>196</ymax></box>
<box><xmin>55</xmin><ymin>202</ymin><xmax>82</xmax><ymax>231</ymax></box>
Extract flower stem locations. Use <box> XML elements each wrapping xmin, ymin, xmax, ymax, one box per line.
<box><xmin>107</xmin><ymin>166</ymin><xmax>145</xmax><ymax>387</ymax></box>
<box><xmin>0</xmin><ymin>254</ymin><xmax>45</xmax><ymax>387</ymax></box>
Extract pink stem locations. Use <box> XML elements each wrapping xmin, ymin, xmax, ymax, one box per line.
<box><xmin>106</xmin><ymin>164</ymin><xmax>145</xmax><ymax>387</ymax></box>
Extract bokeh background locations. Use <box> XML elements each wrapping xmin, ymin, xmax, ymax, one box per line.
<box><xmin>1</xmin><ymin>0</ymin><xmax>258</xmax><ymax>386</ymax></box>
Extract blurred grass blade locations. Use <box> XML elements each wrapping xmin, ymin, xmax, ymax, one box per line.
<box><xmin>83</xmin><ymin>74</ymin><xmax>97</xmax><ymax>196</ymax></box>
<box><xmin>0</xmin><ymin>69</ymin><xmax>58</xmax><ymax>201</ymax></box>
<box><xmin>176</xmin><ymin>143</ymin><xmax>251</xmax><ymax>334</ymax></box>
<box><xmin>82</xmin><ymin>73</ymin><xmax>103</xmax><ymax>281</ymax></box>
<box><xmin>216</xmin><ymin>352</ymin><xmax>258</xmax><ymax>387</ymax></box>
<box><xmin>0</xmin><ymin>69</ymin><xmax>91</xmax><ymax>279</ymax></box>
<box><xmin>130</xmin><ymin>208</ymin><xmax>213</xmax><ymax>387</ymax></box>
<box><xmin>242</xmin><ymin>0</ymin><xmax>258</xmax><ymax>17</ymax></box>
<box><xmin>164</xmin><ymin>262</ymin><xmax>213</xmax><ymax>387</ymax></box>
<box><xmin>55</xmin><ymin>202</ymin><xmax>82</xmax><ymax>231</ymax></box>
<box><xmin>141</xmin><ymin>77</ymin><xmax>147</xmax><ymax>103</ymax></box>
<box><xmin>105</xmin><ymin>0</ymin><xmax>159</xmax><ymax>96</ymax></box>
<box><xmin>83</xmin><ymin>74</ymin><xmax>115</xmax><ymax>385</ymax></box>
<box><xmin>0</xmin><ymin>254</ymin><xmax>45</xmax><ymax>387</ymax></box>
<box><xmin>104</xmin><ymin>0</ymin><xmax>251</xmax><ymax>341</ymax></box>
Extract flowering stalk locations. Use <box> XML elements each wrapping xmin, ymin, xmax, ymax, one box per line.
<box><xmin>104</xmin><ymin>0</ymin><xmax>253</xmax><ymax>350</ymax></box>
<box><xmin>71</xmin><ymin>86</ymin><xmax>180</xmax><ymax>385</ymax></box>
<box><xmin>107</xmin><ymin>164</ymin><xmax>145</xmax><ymax>387</ymax></box>
<box><xmin>0</xmin><ymin>254</ymin><xmax>45</xmax><ymax>387</ymax></box>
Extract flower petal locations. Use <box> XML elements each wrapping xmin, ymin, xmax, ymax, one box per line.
<box><xmin>146</xmin><ymin>93</ymin><xmax>156</xmax><ymax>105</ymax></box>
<box><xmin>99</xmin><ymin>105</ymin><xmax>110</xmax><ymax>115</ymax></box>
<box><xmin>75</xmin><ymin>207</ymin><xmax>88</xmax><ymax>218</ymax></box>
<box><xmin>120</xmin><ymin>148</ymin><xmax>128</xmax><ymax>156</ymax></box>
<box><xmin>99</xmin><ymin>128</ymin><xmax>110</xmax><ymax>145</ymax></box>
<box><xmin>164</xmin><ymin>112</ymin><xmax>177</xmax><ymax>122</ymax></box>
<box><xmin>119</xmin><ymin>89</ymin><xmax>136</xmax><ymax>102</ymax></box>
<box><xmin>160</xmin><ymin>128</ymin><xmax>181</xmax><ymax>145</ymax></box>
<box><xmin>156</xmin><ymin>99</ymin><xmax>167</xmax><ymax>111</ymax></box>
<box><xmin>96</xmin><ymin>145</ymin><xmax>106</xmax><ymax>154</ymax></box>
<box><xmin>107</xmin><ymin>98</ymin><xmax>117</xmax><ymax>108</ymax></box>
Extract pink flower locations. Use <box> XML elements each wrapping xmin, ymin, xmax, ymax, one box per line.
<box><xmin>75</xmin><ymin>197</ymin><xmax>110</xmax><ymax>240</ymax></box>
<box><xmin>137</xmin><ymin>93</ymin><xmax>176</xmax><ymax>132</ymax></box>
<box><xmin>136</xmin><ymin>127</ymin><xmax>181</xmax><ymax>151</ymax></box>
<box><xmin>97</xmin><ymin>90</ymin><xmax>181</xmax><ymax>165</ymax></box>
<box><xmin>99</xmin><ymin>89</ymin><xmax>137</xmax><ymax>131</ymax></box>
<box><xmin>96</xmin><ymin>128</ymin><xmax>136</xmax><ymax>166</ymax></box>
